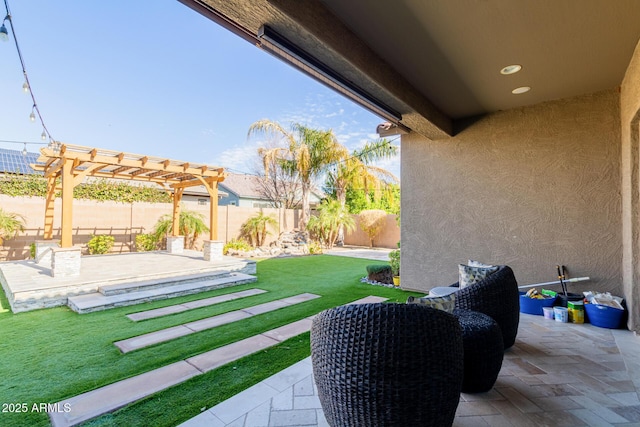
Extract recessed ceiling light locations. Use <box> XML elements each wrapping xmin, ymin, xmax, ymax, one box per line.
<box><xmin>512</xmin><ymin>86</ymin><xmax>530</xmax><ymax>94</ymax></box>
<box><xmin>500</xmin><ymin>64</ymin><xmax>522</xmax><ymax>75</ymax></box>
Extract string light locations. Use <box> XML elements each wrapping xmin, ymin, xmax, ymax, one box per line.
<box><xmin>2</xmin><ymin>0</ymin><xmax>57</xmax><ymax>147</ymax></box>
<box><xmin>21</xmin><ymin>142</ymin><xmax>27</xmax><ymax>156</ymax></box>
<box><xmin>0</xmin><ymin>14</ymin><xmax>8</xmax><ymax>41</ymax></box>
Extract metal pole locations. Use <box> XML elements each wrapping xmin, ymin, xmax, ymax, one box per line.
<box><xmin>518</xmin><ymin>277</ymin><xmax>590</xmax><ymax>289</ymax></box>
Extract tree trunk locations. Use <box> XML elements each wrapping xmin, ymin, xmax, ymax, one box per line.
<box><xmin>336</xmin><ymin>189</ymin><xmax>347</xmax><ymax>246</ymax></box>
<box><xmin>300</xmin><ymin>184</ymin><xmax>310</xmax><ymax>230</ymax></box>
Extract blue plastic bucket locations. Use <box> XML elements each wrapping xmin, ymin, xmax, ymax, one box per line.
<box><xmin>584</xmin><ymin>303</ymin><xmax>624</xmax><ymax>329</ymax></box>
<box><xmin>519</xmin><ymin>292</ymin><xmax>557</xmax><ymax>315</ymax></box>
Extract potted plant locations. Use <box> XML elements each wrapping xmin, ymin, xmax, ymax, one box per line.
<box><xmin>389</xmin><ymin>243</ymin><xmax>400</xmax><ymax>286</ymax></box>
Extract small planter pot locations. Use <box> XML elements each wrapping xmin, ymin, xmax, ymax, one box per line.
<box><xmin>393</xmin><ymin>276</ymin><xmax>400</xmax><ymax>286</ymax></box>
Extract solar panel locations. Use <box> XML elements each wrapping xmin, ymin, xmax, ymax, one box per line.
<box><xmin>0</xmin><ymin>148</ymin><xmax>42</xmax><ymax>175</ymax></box>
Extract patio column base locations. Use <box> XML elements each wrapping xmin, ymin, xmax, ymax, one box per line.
<box><xmin>203</xmin><ymin>240</ymin><xmax>224</xmax><ymax>262</ymax></box>
<box><xmin>51</xmin><ymin>247</ymin><xmax>82</xmax><ymax>277</ymax></box>
<box><xmin>167</xmin><ymin>236</ymin><xmax>184</xmax><ymax>254</ymax></box>
<box><xmin>35</xmin><ymin>240</ymin><xmax>59</xmax><ymax>267</ymax></box>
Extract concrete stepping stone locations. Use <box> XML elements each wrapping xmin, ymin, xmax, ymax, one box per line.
<box><xmin>127</xmin><ymin>288</ymin><xmax>267</xmax><ymax>321</ymax></box>
<box><xmin>114</xmin><ymin>293</ymin><xmax>321</xmax><ymax>353</ymax></box>
<box><xmin>49</xmin><ymin>295</ymin><xmax>388</xmax><ymax>427</ymax></box>
<box><xmin>49</xmin><ymin>361</ymin><xmax>201</xmax><ymax>427</ymax></box>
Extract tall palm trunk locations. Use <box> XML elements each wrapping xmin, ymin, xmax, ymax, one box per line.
<box><xmin>300</xmin><ymin>183</ymin><xmax>310</xmax><ymax>229</ymax></box>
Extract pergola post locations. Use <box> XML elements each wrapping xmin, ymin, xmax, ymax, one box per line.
<box><xmin>43</xmin><ymin>175</ymin><xmax>56</xmax><ymax>240</ymax></box>
<box><xmin>60</xmin><ymin>157</ymin><xmax>75</xmax><ymax>248</ymax></box>
<box><xmin>208</xmin><ymin>182</ymin><xmax>219</xmax><ymax>240</ymax></box>
<box><xmin>172</xmin><ymin>188</ymin><xmax>184</xmax><ymax>237</ymax></box>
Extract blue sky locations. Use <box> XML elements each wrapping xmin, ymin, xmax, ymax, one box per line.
<box><xmin>0</xmin><ymin>0</ymin><xmax>399</xmax><ymax>177</ymax></box>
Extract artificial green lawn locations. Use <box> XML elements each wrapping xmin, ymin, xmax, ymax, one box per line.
<box><xmin>0</xmin><ymin>255</ymin><xmax>422</xmax><ymax>427</ymax></box>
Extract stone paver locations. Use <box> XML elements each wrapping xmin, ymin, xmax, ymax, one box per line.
<box><xmin>127</xmin><ymin>288</ymin><xmax>267</xmax><ymax>321</ymax></box>
<box><xmin>114</xmin><ymin>293</ymin><xmax>320</xmax><ymax>353</ymax></box>
<box><xmin>50</xmin><ymin>361</ymin><xmax>201</xmax><ymax>427</ymax></box>
<box><xmin>50</xmin><ymin>295</ymin><xmax>387</xmax><ymax>427</ymax></box>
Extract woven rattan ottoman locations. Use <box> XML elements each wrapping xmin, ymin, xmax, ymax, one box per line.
<box><xmin>453</xmin><ymin>308</ymin><xmax>504</xmax><ymax>393</ymax></box>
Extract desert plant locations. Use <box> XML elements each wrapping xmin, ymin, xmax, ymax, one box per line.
<box><xmin>358</xmin><ymin>209</ymin><xmax>387</xmax><ymax>247</ymax></box>
<box><xmin>306</xmin><ymin>199</ymin><xmax>355</xmax><ymax>249</ymax></box>
<box><xmin>153</xmin><ymin>208</ymin><xmax>209</xmax><ymax>250</ymax></box>
<box><xmin>29</xmin><ymin>242</ymin><xmax>36</xmax><ymax>259</ymax></box>
<box><xmin>366</xmin><ymin>264</ymin><xmax>393</xmax><ymax>284</ymax></box>
<box><xmin>0</xmin><ymin>208</ymin><xmax>26</xmax><ymax>245</ymax></box>
<box><xmin>306</xmin><ymin>240</ymin><xmax>323</xmax><ymax>255</ymax></box>
<box><xmin>135</xmin><ymin>233</ymin><xmax>159</xmax><ymax>252</ymax></box>
<box><xmin>223</xmin><ymin>238</ymin><xmax>253</xmax><ymax>255</ymax></box>
<box><xmin>240</xmin><ymin>212</ymin><xmax>277</xmax><ymax>247</ymax></box>
<box><xmin>389</xmin><ymin>244</ymin><xmax>400</xmax><ymax>277</ymax></box>
<box><xmin>87</xmin><ymin>234</ymin><xmax>115</xmax><ymax>255</ymax></box>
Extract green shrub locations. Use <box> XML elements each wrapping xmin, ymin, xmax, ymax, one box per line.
<box><xmin>87</xmin><ymin>235</ymin><xmax>115</xmax><ymax>255</ymax></box>
<box><xmin>307</xmin><ymin>240</ymin><xmax>323</xmax><ymax>255</ymax></box>
<box><xmin>29</xmin><ymin>242</ymin><xmax>36</xmax><ymax>259</ymax></box>
<box><xmin>223</xmin><ymin>238</ymin><xmax>252</xmax><ymax>255</ymax></box>
<box><xmin>366</xmin><ymin>264</ymin><xmax>392</xmax><ymax>275</ymax></box>
<box><xmin>389</xmin><ymin>245</ymin><xmax>400</xmax><ymax>276</ymax></box>
<box><xmin>365</xmin><ymin>263</ymin><xmax>393</xmax><ymax>284</ymax></box>
<box><xmin>135</xmin><ymin>233</ymin><xmax>159</xmax><ymax>252</ymax></box>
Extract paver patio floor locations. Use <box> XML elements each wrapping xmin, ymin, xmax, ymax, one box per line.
<box><xmin>180</xmin><ymin>312</ymin><xmax>640</xmax><ymax>427</ymax></box>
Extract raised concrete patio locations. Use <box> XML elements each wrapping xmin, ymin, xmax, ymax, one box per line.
<box><xmin>0</xmin><ymin>250</ymin><xmax>256</xmax><ymax>312</ymax></box>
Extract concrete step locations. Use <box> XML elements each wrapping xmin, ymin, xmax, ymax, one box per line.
<box><xmin>99</xmin><ymin>270</ymin><xmax>234</xmax><ymax>296</ymax></box>
<box><xmin>67</xmin><ymin>273</ymin><xmax>258</xmax><ymax>314</ymax></box>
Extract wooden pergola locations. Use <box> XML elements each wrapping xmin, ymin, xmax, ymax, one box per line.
<box><xmin>32</xmin><ymin>144</ymin><xmax>226</xmax><ymax>248</ymax></box>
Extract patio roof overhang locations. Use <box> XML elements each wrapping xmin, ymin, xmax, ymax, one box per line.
<box><xmin>32</xmin><ymin>143</ymin><xmax>226</xmax><ymax>248</ymax></box>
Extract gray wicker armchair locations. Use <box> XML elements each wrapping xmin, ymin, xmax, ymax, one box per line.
<box><xmin>311</xmin><ymin>303</ymin><xmax>464</xmax><ymax>427</ymax></box>
<box><xmin>451</xmin><ymin>265</ymin><xmax>520</xmax><ymax>349</ymax></box>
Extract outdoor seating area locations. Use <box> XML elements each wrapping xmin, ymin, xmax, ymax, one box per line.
<box><xmin>1</xmin><ymin>250</ymin><xmax>640</xmax><ymax>427</ymax></box>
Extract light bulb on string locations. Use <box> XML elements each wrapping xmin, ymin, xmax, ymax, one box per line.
<box><xmin>29</xmin><ymin>105</ymin><xmax>36</xmax><ymax>122</ymax></box>
<box><xmin>41</xmin><ymin>130</ymin><xmax>46</xmax><ymax>140</ymax></box>
<box><xmin>22</xmin><ymin>82</ymin><xmax>29</xmax><ymax>93</ymax></box>
<box><xmin>22</xmin><ymin>143</ymin><xmax>27</xmax><ymax>156</ymax></box>
<box><xmin>0</xmin><ymin>15</ymin><xmax>8</xmax><ymax>42</ymax></box>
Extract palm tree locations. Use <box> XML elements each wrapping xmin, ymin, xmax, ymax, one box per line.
<box><xmin>240</xmin><ymin>212</ymin><xmax>277</xmax><ymax>247</ymax></box>
<box><xmin>153</xmin><ymin>208</ymin><xmax>209</xmax><ymax>250</ymax></box>
<box><xmin>326</xmin><ymin>139</ymin><xmax>398</xmax><ymax>244</ymax></box>
<box><xmin>0</xmin><ymin>208</ymin><xmax>26</xmax><ymax>246</ymax></box>
<box><xmin>248</xmin><ymin>120</ymin><xmax>348</xmax><ymax>229</ymax></box>
<box><xmin>306</xmin><ymin>199</ymin><xmax>355</xmax><ymax>249</ymax></box>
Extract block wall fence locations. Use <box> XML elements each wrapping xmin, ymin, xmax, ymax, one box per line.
<box><xmin>0</xmin><ymin>195</ymin><xmax>399</xmax><ymax>260</ymax></box>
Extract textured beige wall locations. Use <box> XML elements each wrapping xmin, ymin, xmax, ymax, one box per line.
<box><xmin>347</xmin><ymin>214</ymin><xmax>400</xmax><ymax>249</ymax></box>
<box><xmin>402</xmin><ymin>90</ymin><xmax>622</xmax><ymax>300</ymax></box>
<box><xmin>0</xmin><ymin>196</ymin><xmax>393</xmax><ymax>258</ymax></box>
<box><xmin>0</xmin><ymin>196</ymin><xmax>302</xmax><ymax>259</ymax></box>
<box><xmin>621</xmin><ymin>39</ymin><xmax>640</xmax><ymax>332</ymax></box>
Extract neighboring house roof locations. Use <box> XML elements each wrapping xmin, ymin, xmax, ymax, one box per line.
<box><xmin>0</xmin><ymin>148</ymin><xmax>40</xmax><ymax>174</ymax></box>
<box><xmin>219</xmin><ymin>173</ymin><xmax>325</xmax><ymax>202</ymax></box>
<box><xmin>219</xmin><ymin>173</ymin><xmax>266</xmax><ymax>199</ymax></box>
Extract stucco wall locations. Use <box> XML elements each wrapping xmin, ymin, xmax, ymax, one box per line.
<box><xmin>402</xmin><ymin>90</ymin><xmax>622</xmax><ymax>299</ymax></box>
<box><xmin>0</xmin><ymin>196</ymin><xmax>300</xmax><ymax>259</ymax></box>
<box><xmin>621</xmin><ymin>38</ymin><xmax>640</xmax><ymax>332</ymax></box>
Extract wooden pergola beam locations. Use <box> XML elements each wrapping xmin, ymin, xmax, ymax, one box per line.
<box><xmin>31</xmin><ymin>143</ymin><xmax>226</xmax><ymax>249</ymax></box>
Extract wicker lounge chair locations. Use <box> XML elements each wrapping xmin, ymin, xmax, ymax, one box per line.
<box><xmin>450</xmin><ymin>265</ymin><xmax>520</xmax><ymax>349</ymax></box>
<box><xmin>311</xmin><ymin>303</ymin><xmax>464</xmax><ymax>427</ymax></box>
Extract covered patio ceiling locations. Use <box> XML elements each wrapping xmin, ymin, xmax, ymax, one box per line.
<box><xmin>32</xmin><ymin>144</ymin><xmax>226</xmax><ymax>247</ymax></box>
<box><xmin>180</xmin><ymin>0</ymin><xmax>640</xmax><ymax>139</ymax></box>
